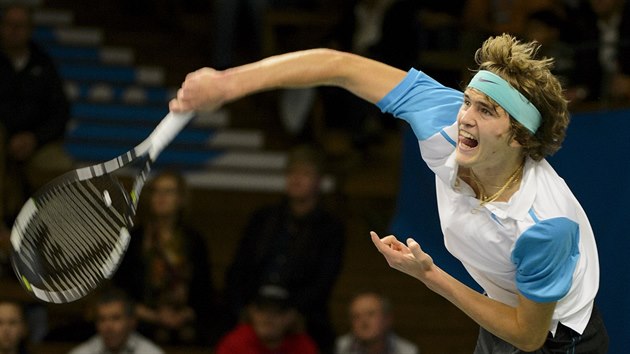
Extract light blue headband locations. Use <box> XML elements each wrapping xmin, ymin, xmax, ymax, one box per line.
<box><xmin>468</xmin><ymin>70</ymin><xmax>541</xmax><ymax>134</ymax></box>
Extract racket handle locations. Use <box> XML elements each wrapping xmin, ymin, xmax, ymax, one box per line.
<box><xmin>146</xmin><ymin>111</ymin><xmax>195</xmax><ymax>160</ymax></box>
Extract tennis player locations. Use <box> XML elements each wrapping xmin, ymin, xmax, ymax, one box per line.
<box><xmin>169</xmin><ymin>34</ymin><xmax>608</xmax><ymax>353</ymax></box>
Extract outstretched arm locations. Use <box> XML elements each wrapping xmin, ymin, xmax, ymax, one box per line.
<box><xmin>370</xmin><ymin>231</ymin><xmax>556</xmax><ymax>352</ymax></box>
<box><xmin>169</xmin><ymin>49</ymin><xmax>406</xmax><ymax>112</ymax></box>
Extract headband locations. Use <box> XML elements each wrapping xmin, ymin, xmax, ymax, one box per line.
<box><xmin>467</xmin><ymin>70</ymin><xmax>541</xmax><ymax>134</ymax></box>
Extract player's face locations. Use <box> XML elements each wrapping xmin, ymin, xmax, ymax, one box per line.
<box><xmin>95</xmin><ymin>301</ymin><xmax>135</xmax><ymax>352</ymax></box>
<box><xmin>0</xmin><ymin>303</ymin><xmax>25</xmax><ymax>353</ymax></box>
<box><xmin>149</xmin><ymin>176</ymin><xmax>182</xmax><ymax>218</ymax></box>
<box><xmin>285</xmin><ymin>162</ymin><xmax>321</xmax><ymax>201</ymax></box>
<box><xmin>456</xmin><ymin>89</ymin><xmax>522</xmax><ymax>171</ymax></box>
<box><xmin>349</xmin><ymin>295</ymin><xmax>390</xmax><ymax>343</ymax></box>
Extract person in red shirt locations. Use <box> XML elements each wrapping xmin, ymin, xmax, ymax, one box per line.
<box><xmin>215</xmin><ymin>285</ymin><xmax>318</xmax><ymax>354</ymax></box>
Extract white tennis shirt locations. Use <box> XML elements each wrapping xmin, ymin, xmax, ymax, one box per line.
<box><xmin>377</xmin><ymin>69</ymin><xmax>600</xmax><ymax>335</ymax></box>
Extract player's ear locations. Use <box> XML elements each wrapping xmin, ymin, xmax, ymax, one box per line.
<box><xmin>509</xmin><ymin>137</ymin><xmax>523</xmax><ymax>148</ymax></box>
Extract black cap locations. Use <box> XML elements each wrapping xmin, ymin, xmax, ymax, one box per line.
<box><xmin>253</xmin><ymin>285</ymin><xmax>293</xmax><ymax>311</ymax></box>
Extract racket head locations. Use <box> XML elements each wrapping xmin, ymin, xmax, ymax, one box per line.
<box><xmin>10</xmin><ymin>169</ymin><xmax>135</xmax><ymax>303</ymax></box>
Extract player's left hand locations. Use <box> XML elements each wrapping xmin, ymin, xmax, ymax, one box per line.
<box><xmin>370</xmin><ymin>231</ymin><xmax>434</xmax><ymax>281</ymax></box>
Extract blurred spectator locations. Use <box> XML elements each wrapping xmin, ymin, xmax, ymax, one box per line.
<box><xmin>377</xmin><ymin>0</ymin><xmax>465</xmax><ymax>75</ymax></box>
<box><xmin>0</xmin><ymin>212</ymin><xmax>10</xmax><ymax>277</ymax></box>
<box><xmin>0</xmin><ymin>3</ymin><xmax>72</xmax><ymax>229</ymax></box>
<box><xmin>460</xmin><ymin>0</ymin><xmax>570</xmax><ymax>72</ymax></box>
<box><xmin>317</xmin><ymin>0</ymin><xmax>465</xmax><ymax>160</ymax></box>
<box><xmin>0</xmin><ymin>300</ymin><xmax>29</xmax><ymax>354</ymax></box>
<box><xmin>335</xmin><ymin>292</ymin><xmax>419</xmax><ymax>354</ymax></box>
<box><xmin>565</xmin><ymin>0</ymin><xmax>630</xmax><ymax>104</ymax></box>
<box><xmin>117</xmin><ymin>0</ymin><xmax>210</xmax><ymax>30</ymax></box>
<box><xmin>522</xmin><ymin>9</ymin><xmax>575</xmax><ymax>87</ymax></box>
<box><xmin>329</xmin><ymin>0</ymin><xmax>396</xmax><ymax>58</ymax></box>
<box><xmin>68</xmin><ymin>288</ymin><xmax>164</xmax><ymax>354</ymax></box>
<box><xmin>215</xmin><ymin>284</ymin><xmax>318</xmax><ymax>354</ymax></box>
<box><xmin>461</xmin><ymin>0</ymin><xmax>567</xmax><ymax>37</ymax></box>
<box><xmin>315</xmin><ymin>0</ymin><xmax>398</xmax><ymax>158</ymax></box>
<box><xmin>209</xmin><ymin>0</ymin><xmax>320</xmax><ymax>69</ymax></box>
<box><xmin>223</xmin><ymin>144</ymin><xmax>345</xmax><ymax>354</ymax></box>
<box><xmin>209</xmin><ymin>0</ymin><xmax>326</xmax><ymax>154</ymax></box>
<box><xmin>112</xmin><ymin>170</ymin><xmax>217</xmax><ymax>346</ymax></box>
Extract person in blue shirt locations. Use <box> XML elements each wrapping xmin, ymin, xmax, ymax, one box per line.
<box><xmin>168</xmin><ymin>34</ymin><xmax>608</xmax><ymax>353</ymax></box>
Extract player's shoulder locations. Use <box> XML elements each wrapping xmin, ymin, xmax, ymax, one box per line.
<box><xmin>529</xmin><ymin>159</ymin><xmax>580</xmax><ymax>218</ymax></box>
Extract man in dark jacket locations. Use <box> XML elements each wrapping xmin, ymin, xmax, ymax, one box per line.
<box><xmin>224</xmin><ymin>145</ymin><xmax>346</xmax><ymax>354</ymax></box>
<box><xmin>0</xmin><ymin>4</ymin><xmax>71</xmax><ymax>230</ymax></box>
<box><xmin>567</xmin><ymin>0</ymin><xmax>630</xmax><ymax>104</ymax></box>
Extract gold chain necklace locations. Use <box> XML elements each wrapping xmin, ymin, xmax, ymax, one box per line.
<box><xmin>469</xmin><ymin>162</ymin><xmax>524</xmax><ymax>206</ymax></box>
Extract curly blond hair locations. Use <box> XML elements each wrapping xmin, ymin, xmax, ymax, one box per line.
<box><xmin>472</xmin><ymin>34</ymin><xmax>569</xmax><ymax>161</ymax></box>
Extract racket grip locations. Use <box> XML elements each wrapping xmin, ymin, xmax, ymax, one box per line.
<box><xmin>147</xmin><ymin>111</ymin><xmax>195</xmax><ymax>159</ymax></box>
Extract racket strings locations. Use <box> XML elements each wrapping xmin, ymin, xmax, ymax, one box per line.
<box><xmin>13</xmin><ymin>177</ymin><xmax>131</xmax><ymax>299</ymax></box>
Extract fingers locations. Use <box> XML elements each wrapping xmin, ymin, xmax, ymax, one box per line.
<box><xmin>370</xmin><ymin>231</ymin><xmax>386</xmax><ymax>252</ymax></box>
<box><xmin>185</xmin><ymin>67</ymin><xmax>211</xmax><ymax>81</ymax></box>
<box><xmin>370</xmin><ymin>231</ymin><xmax>407</xmax><ymax>253</ymax></box>
<box><xmin>169</xmin><ymin>98</ymin><xmax>182</xmax><ymax>112</ymax></box>
<box><xmin>407</xmin><ymin>238</ymin><xmax>423</xmax><ymax>259</ymax></box>
<box><xmin>370</xmin><ymin>231</ymin><xmax>396</xmax><ymax>247</ymax></box>
<box><xmin>170</xmin><ymin>86</ymin><xmax>195</xmax><ymax>112</ymax></box>
<box><xmin>170</xmin><ymin>71</ymin><xmax>202</xmax><ymax>112</ymax></box>
<box><xmin>169</xmin><ymin>97</ymin><xmax>189</xmax><ymax>113</ymax></box>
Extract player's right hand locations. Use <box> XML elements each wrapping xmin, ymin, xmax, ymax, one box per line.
<box><xmin>170</xmin><ymin>67</ymin><xmax>228</xmax><ymax>113</ymax></box>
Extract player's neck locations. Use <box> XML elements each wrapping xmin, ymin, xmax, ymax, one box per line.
<box><xmin>468</xmin><ymin>159</ymin><xmax>524</xmax><ymax>204</ymax></box>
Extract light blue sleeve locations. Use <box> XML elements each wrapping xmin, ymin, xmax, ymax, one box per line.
<box><xmin>511</xmin><ymin>217</ymin><xmax>580</xmax><ymax>302</ymax></box>
<box><xmin>376</xmin><ymin>68</ymin><xmax>463</xmax><ymax>141</ymax></box>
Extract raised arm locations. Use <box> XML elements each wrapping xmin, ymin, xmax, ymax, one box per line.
<box><xmin>169</xmin><ymin>48</ymin><xmax>406</xmax><ymax>112</ymax></box>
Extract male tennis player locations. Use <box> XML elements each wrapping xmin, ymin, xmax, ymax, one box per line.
<box><xmin>169</xmin><ymin>34</ymin><xmax>608</xmax><ymax>353</ymax></box>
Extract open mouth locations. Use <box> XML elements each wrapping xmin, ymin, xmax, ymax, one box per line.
<box><xmin>459</xmin><ymin>130</ymin><xmax>478</xmax><ymax>149</ymax></box>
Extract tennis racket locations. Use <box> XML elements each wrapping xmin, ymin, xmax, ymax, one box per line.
<box><xmin>9</xmin><ymin>111</ymin><xmax>194</xmax><ymax>303</ymax></box>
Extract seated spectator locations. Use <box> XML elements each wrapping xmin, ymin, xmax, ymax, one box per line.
<box><xmin>209</xmin><ymin>0</ymin><xmax>322</xmax><ymax>69</ymax></box>
<box><xmin>0</xmin><ymin>299</ymin><xmax>29</xmax><ymax>354</ymax></box>
<box><xmin>215</xmin><ymin>284</ymin><xmax>318</xmax><ymax>354</ymax></box>
<box><xmin>0</xmin><ymin>215</ymin><xmax>10</xmax><ymax>277</ymax></box>
<box><xmin>317</xmin><ymin>0</ymin><xmax>466</xmax><ymax>160</ymax></box>
<box><xmin>68</xmin><ymin>288</ymin><xmax>164</xmax><ymax>354</ymax></box>
<box><xmin>315</xmin><ymin>0</ymin><xmax>400</xmax><ymax>158</ymax></box>
<box><xmin>522</xmin><ymin>9</ymin><xmax>574</xmax><ymax>87</ymax></box>
<box><xmin>461</xmin><ymin>0</ymin><xmax>567</xmax><ymax>38</ymax></box>
<box><xmin>0</xmin><ymin>3</ymin><xmax>73</xmax><ymax>229</ymax></box>
<box><xmin>223</xmin><ymin>144</ymin><xmax>345</xmax><ymax>354</ymax></box>
<box><xmin>565</xmin><ymin>0</ymin><xmax>630</xmax><ymax>104</ymax></box>
<box><xmin>459</xmin><ymin>0</ymin><xmax>570</xmax><ymax>73</ymax></box>
<box><xmin>112</xmin><ymin>170</ymin><xmax>217</xmax><ymax>346</ymax></box>
<box><xmin>335</xmin><ymin>292</ymin><xmax>419</xmax><ymax>354</ymax></box>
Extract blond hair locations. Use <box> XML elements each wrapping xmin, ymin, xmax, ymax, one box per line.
<box><xmin>473</xmin><ymin>34</ymin><xmax>569</xmax><ymax>161</ymax></box>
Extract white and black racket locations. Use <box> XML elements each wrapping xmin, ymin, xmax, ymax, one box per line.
<box><xmin>10</xmin><ymin>111</ymin><xmax>194</xmax><ymax>303</ymax></box>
